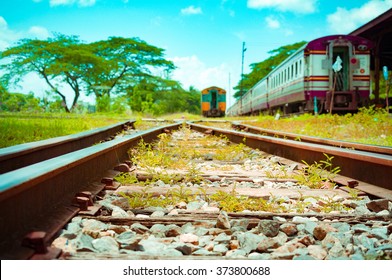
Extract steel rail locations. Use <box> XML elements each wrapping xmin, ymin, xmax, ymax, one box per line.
<box><xmin>231</xmin><ymin>121</ymin><xmax>392</xmax><ymax>156</ymax></box>
<box><xmin>1</xmin><ymin>121</ymin><xmax>391</xmax><ymax>259</ymax></box>
<box><xmin>189</xmin><ymin>122</ymin><xmax>392</xmax><ymax>193</ymax></box>
<box><xmin>0</xmin><ymin>122</ymin><xmax>182</xmax><ymax>259</ymax></box>
<box><xmin>0</xmin><ymin>120</ymin><xmax>135</xmax><ymax>174</ymax></box>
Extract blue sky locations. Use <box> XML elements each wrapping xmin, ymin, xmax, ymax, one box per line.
<box><xmin>1</xmin><ymin>0</ymin><xmax>392</xmax><ymax>106</ymax></box>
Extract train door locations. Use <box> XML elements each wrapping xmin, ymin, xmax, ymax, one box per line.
<box><xmin>327</xmin><ymin>39</ymin><xmax>357</xmax><ymax>111</ymax></box>
<box><xmin>211</xmin><ymin>90</ymin><xmax>217</xmax><ymax>109</ymax></box>
<box><xmin>332</xmin><ymin>47</ymin><xmax>349</xmax><ymax>91</ymax></box>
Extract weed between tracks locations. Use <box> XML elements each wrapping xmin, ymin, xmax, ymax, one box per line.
<box><xmin>114</xmin><ymin>125</ymin><xmax>352</xmax><ymax>214</ymax></box>
<box><xmin>294</xmin><ymin>153</ymin><xmax>341</xmax><ymax>189</ymax></box>
<box><xmin>117</xmin><ymin>184</ymin><xmax>357</xmax><ymax>214</ymax></box>
<box><xmin>128</xmin><ymin>125</ymin><xmax>256</xmax><ymax>171</ymax></box>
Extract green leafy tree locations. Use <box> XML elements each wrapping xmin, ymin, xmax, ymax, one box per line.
<box><xmin>0</xmin><ymin>92</ymin><xmax>42</xmax><ymax>112</ymax></box>
<box><xmin>1</xmin><ymin>35</ymin><xmax>175</xmax><ymax>113</ymax></box>
<box><xmin>234</xmin><ymin>41</ymin><xmax>307</xmax><ymax>99</ymax></box>
<box><xmin>86</xmin><ymin>37</ymin><xmax>175</xmax><ymax>101</ymax></box>
<box><xmin>0</xmin><ymin>35</ymin><xmax>86</xmax><ymax>112</ymax></box>
<box><xmin>0</xmin><ymin>83</ymin><xmax>10</xmax><ymax>110</ymax></box>
<box><xmin>111</xmin><ymin>96</ymin><xmax>130</xmax><ymax>114</ymax></box>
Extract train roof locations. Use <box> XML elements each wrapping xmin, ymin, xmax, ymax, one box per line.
<box><xmin>266</xmin><ymin>34</ymin><xmax>373</xmax><ymax>77</ymax></box>
<box><xmin>201</xmin><ymin>86</ymin><xmax>226</xmax><ymax>94</ymax></box>
<box><xmin>306</xmin><ymin>34</ymin><xmax>374</xmax><ymax>51</ymax></box>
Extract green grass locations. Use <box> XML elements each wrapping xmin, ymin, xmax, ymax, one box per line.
<box><xmin>2</xmin><ymin>106</ymin><xmax>391</xmax><ymax>148</ymax></box>
<box><xmin>0</xmin><ymin>112</ymin><xmax>130</xmax><ymax>148</ymax></box>
<box><xmin>241</xmin><ymin>107</ymin><xmax>392</xmax><ymax>146</ymax></box>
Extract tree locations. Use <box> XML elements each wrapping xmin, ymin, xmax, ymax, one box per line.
<box><xmin>0</xmin><ymin>91</ymin><xmax>42</xmax><ymax>112</ymax></box>
<box><xmin>0</xmin><ymin>35</ymin><xmax>85</xmax><ymax>112</ymax></box>
<box><xmin>124</xmin><ymin>78</ymin><xmax>201</xmax><ymax>116</ymax></box>
<box><xmin>86</xmin><ymin>37</ymin><xmax>175</xmax><ymax>101</ymax></box>
<box><xmin>0</xmin><ymin>35</ymin><xmax>175</xmax><ymax>112</ymax></box>
<box><xmin>233</xmin><ymin>41</ymin><xmax>307</xmax><ymax>99</ymax></box>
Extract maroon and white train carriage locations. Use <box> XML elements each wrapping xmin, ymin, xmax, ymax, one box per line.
<box><xmin>227</xmin><ymin>35</ymin><xmax>373</xmax><ymax>116</ymax></box>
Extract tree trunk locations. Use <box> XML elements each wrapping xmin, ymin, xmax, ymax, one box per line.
<box><xmin>41</xmin><ymin>72</ymin><xmax>70</xmax><ymax>112</ymax></box>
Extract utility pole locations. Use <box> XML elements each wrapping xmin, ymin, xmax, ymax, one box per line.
<box><xmin>240</xmin><ymin>41</ymin><xmax>247</xmax><ymax>115</ymax></box>
<box><xmin>228</xmin><ymin>72</ymin><xmax>231</xmax><ymax>109</ymax></box>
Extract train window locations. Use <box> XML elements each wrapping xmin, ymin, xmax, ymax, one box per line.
<box><xmin>287</xmin><ymin>67</ymin><xmax>290</xmax><ymax>81</ymax></box>
<box><xmin>295</xmin><ymin>62</ymin><xmax>298</xmax><ymax>77</ymax></box>
<box><xmin>287</xmin><ymin>68</ymin><xmax>289</xmax><ymax>82</ymax></box>
<box><xmin>288</xmin><ymin>67</ymin><xmax>290</xmax><ymax>81</ymax></box>
<box><xmin>286</xmin><ymin>66</ymin><xmax>290</xmax><ymax>83</ymax></box>
<box><xmin>285</xmin><ymin>68</ymin><xmax>287</xmax><ymax>83</ymax></box>
<box><xmin>291</xmin><ymin>65</ymin><xmax>294</xmax><ymax>80</ymax></box>
<box><xmin>287</xmin><ymin>67</ymin><xmax>290</xmax><ymax>82</ymax></box>
<box><xmin>299</xmin><ymin>60</ymin><xmax>302</xmax><ymax>74</ymax></box>
<box><xmin>286</xmin><ymin>68</ymin><xmax>288</xmax><ymax>83</ymax></box>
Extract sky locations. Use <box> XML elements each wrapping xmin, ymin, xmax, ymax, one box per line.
<box><xmin>1</xmin><ymin>0</ymin><xmax>392</xmax><ymax>107</ymax></box>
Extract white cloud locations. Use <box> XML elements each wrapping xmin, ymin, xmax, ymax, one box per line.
<box><xmin>50</xmin><ymin>0</ymin><xmax>74</xmax><ymax>6</ymax></box>
<box><xmin>327</xmin><ymin>0</ymin><xmax>392</xmax><ymax>34</ymax></box>
<box><xmin>181</xmin><ymin>5</ymin><xmax>203</xmax><ymax>16</ymax></box>
<box><xmin>49</xmin><ymin>0</ymin><xmax>96</xmax><ymax>7</ymax></box>
<box><xmin>28</xmin><ymin>26</ymin><xmax>50</xmax><ymax>39</ymax></box>
<box><xmin>0</xmin><ymin>16</ymin><xmax>51</xmax><ymax>50</ymax></box>
<box><xmin>78</xmin><ymin>0</ymin><xmax>96</xmax><ymax>7</ymax></box>
<box><xmin>247</xmin><ymin>0</ymin><xmax>317</xmax><ymax>14</ymax></box>
<box><xmin>0</xmin><ymin>16</ymin><xmax>20</xmax><ymax>50</ymax></box>
<box><xmin>169</xmin><ymin>55</ymin><xmax>230</xmax><ymax>91</ymax></box>
<box><xmin>265</xmin><ymin>16</ymin><xmax>280</xmax><ymax>29</ymax></box>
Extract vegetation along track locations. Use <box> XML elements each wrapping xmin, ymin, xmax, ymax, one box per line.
<box><xmin>0</xmin><ymin>122</ymin><xmax>391</xmax><ymax>260</ymax></box>
<box><xmin>231</xmin><ymin>121</ymin><xmax>392</xmax><ymax>156</ymax></box>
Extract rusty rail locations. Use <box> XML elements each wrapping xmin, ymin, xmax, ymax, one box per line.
<box><xmin>189</xmin><ymin>122</ymin><xmax>392</xmax><ymax>192</ymax></box>
<box><xmin>0</xmin><ymin>122</ymin><xmax>181</xmax><ymax>259</ymax></box>
<box><xmin>0</xmin><ymin>120</ymin><xmax>135</xmax><ymax>174</ymax></box>
<box><xmin>1</xmin><ymin>121</ymin><xmax>391</xmax><ymax>259</ymax></box>
<box><xmin>231</xmin><ymin>122</ymin><xmax>392</xmax><ymax>156</ymax></box>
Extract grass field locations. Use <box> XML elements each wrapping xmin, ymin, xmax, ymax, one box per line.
<box><xmin>0</xmin><ymin>112</ymin><xmax>130</xmax><ymax>148</ymax></box>
<box><xmin>242</xmin><ymin>107</ymin><xmax>392</xmax><ymax>147</ymax></box>
<box><xmin>1</xmin><ymin>108</ymin><xmax>391</xmax><ymax>148</ymax></box>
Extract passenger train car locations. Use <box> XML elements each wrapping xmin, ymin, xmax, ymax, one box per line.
<box><xmin>227</xmin><ymin>35</ymin><xmax>373</xmax><ymax>116</ymax></box>
<box><xmin>201</xmin><ymin>86</ymin><xmax>226</xmax><ymax>117</ymax></box>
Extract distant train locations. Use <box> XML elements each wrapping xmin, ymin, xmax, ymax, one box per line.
<box><xmin>201</xmin><ymin>86</ymin><xmax>226</xmax><ymax>117</ymax></box>
<box><xmin>227</xmin><ymin>35</ymin><xmax>373</xmax><ymax>116</ymax></box>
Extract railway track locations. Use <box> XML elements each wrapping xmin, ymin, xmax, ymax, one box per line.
<box><xmin>0</xmin><ymin>121</ymin><xmax>391</xmax><ymax>260</ymax></box>
<box><xmin>0</xmin><ymin>119</ymin><xmax>136</xmax><ymax>174</ymax></box>
<box><xmin>231</xmin><ymin>121</ymin><xmax>392</xmax><ymax>156</ymax></box>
